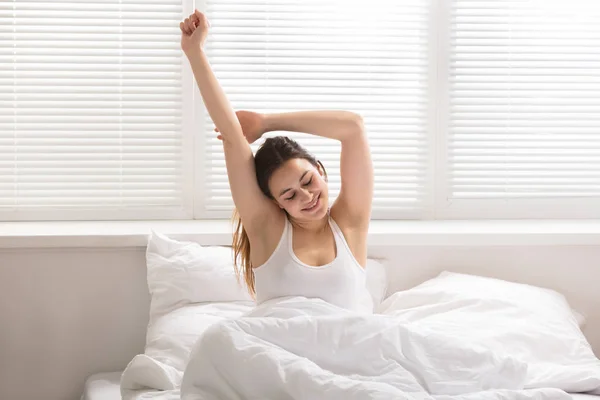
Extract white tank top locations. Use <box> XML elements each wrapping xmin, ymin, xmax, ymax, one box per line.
<box><xmin>253</xmin><ymin>215</ymin><xmax>371</xmax><ymax>313</ymax></box>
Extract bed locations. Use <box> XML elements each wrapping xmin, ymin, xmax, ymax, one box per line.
<box><xmin>81</xmin><ymin>232</ymin><xmax>600</xmax><ymax>400</ymax></box>
<box><xmin>82</xmin><ymin>371</ymin><xmax>600</xmax><ymax>400</ymax></box>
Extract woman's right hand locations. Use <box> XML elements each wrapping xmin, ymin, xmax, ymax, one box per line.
<box><xmin>180</xmin><ymin>9</ymin><xmax>209</xmax><ymax>55</ymax></box>
<box><xmin>215</xmin><ymin>110</ymin><xmax>266</xmax><ymax>144</ymax></box>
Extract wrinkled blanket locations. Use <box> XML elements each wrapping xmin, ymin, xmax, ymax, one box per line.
<box><xmin>181</xmin><ymin>297</ymin><xmax>598</xmax><ymax>400</ymax></box>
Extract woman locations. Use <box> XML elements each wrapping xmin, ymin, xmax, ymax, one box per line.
<box><xmin>180</xmin><ymin>10</ymin><xmax>374</xmax><ymax>312</ymax></box>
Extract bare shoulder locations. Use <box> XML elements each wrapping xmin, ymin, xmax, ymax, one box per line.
<box><xmin>329</xmin><ymin>204</ymin><xmax>369</xmax><ymax>267</ymax></box>
<box><xmin>244</xmin><ymin>207</ymin><xmax>287</xmax><ymax>268</ymax></box>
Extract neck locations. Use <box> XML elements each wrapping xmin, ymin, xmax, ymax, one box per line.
<box><xmin>290</xmin><ymin>214</ymin><xmax>329</xmax><ymax>234</ymax></box>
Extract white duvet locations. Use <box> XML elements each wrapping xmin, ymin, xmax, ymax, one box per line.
<box><xmin>181</xmin><ymin>296</ymin><xmax>600</xmax><ymax>400</ymax></box>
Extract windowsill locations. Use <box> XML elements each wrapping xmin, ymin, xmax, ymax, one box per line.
<box><xmin>1</xmin><ymin>219</ymin><xmax>600</xmax><ymax>249</ymax></box>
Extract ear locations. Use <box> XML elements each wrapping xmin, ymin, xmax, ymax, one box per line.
<box><xmin>317</xmin><ymin>161</ymin><xmax>328</xmax><ymax>182</ymax></box>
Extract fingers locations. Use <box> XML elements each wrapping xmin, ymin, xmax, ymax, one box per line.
<box><xmin>214</xmin><ymin>126</ymin><xmax>219</xmax><ymax>133</ymax></box>
<box><xmin>185</xmin><ymin>17</ymin><xmax>195</xmax><ymax>33</ymax></box>
<box><xmin>181</xmin><ymin>10</ymin><xmax>207</xmax><ymax>35</ymax></box>
<box><xmin>195</xmin><ymin>9</ymin><xmax>209</xmax><ymax>28</ymax></box>
<box><xmin>180</xmin><ymin>18</ymin><xmax>192</xmax><ymax>35</ymax></box>
<box><xmin>190</xmin><ymin>11</ymin><xmax>199</xmax><ymax>25</ymax></box>
<box><xmin>217</xmin><ymin>134</ymin><xmax>223</xmax><ymax>141</ymax></box>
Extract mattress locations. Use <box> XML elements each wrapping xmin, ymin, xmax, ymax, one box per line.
<box><xmin>81</xmin><ymin>371</ymin><xmax>599</xmax><ymax>400</ymax></box>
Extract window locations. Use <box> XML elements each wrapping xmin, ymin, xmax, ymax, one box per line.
<box><xmin>2</xmin><ymin>0</ymin><xmax>599</xmax><ymax>222</ymax></box>
<box><xmin>198</xmin><ymin>0</ymin><xmax>431</xmax><ymax>219</ymax></box>
<box><xmin>1</xmin><ymin>0</ymin><xmax>193</xmax><ymax>221</ymax></box>
<box><xmin>440</xmin><ymin>0</ymin><xmax>600</xmax><ymax>219</ymax></box>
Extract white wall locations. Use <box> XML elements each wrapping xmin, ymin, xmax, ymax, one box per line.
<box><xmin>0</xmin><ymin>247</ymin><xmax>149</xmax><ymax>400</ymax></box>
<box><xmin>0</xmin><ymin>244</ymin><xmax>599</xmax><ymax>400</ymax></box>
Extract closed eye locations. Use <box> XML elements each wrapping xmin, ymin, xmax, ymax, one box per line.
<box><xmin>283</xmin><ymin>174</ymin><xmax>312</xmax><ymax>201</ymax></box>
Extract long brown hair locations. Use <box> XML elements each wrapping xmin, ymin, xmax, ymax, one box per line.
<box><xmin>232</xmin><ymin>136</ymin><xmax>327</xmax><ymax>297</ymax></box>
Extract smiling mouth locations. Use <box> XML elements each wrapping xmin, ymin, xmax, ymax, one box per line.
<box><xmin>302</xmin><ymin>194</ymin><xmax>320</xmax><ymax>211</ymax></box>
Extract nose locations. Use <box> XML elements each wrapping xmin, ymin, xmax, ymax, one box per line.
<box><xmin>299</xmin><ymin>188</ymin><xmax>311</xmax><ymax>201</ymax></box>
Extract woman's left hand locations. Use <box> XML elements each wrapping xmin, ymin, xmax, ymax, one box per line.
<box><xmin>215</xmin><ymin>110</ymin><xmax>266</xmax><ymax>144</ymax></box>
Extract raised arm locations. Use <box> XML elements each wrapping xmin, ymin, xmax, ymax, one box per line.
<box><xmin>180</xmin><ymin>10</ymin><xmax>279</xmax><ymax>232</ymax></box>
<box><xmin>263</xmin><ymin>111</ymin><xmax>373</xmax><ymax>226</ymax></box>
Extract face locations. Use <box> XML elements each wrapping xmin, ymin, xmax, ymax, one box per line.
<box><xmin>269</xmin><ymin>158</ymin><xmax>329</xmax><ymax>221</ymax></box>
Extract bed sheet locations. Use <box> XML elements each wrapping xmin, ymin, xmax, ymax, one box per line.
<box><xmin>81</xmin><ymin>370</ymin><xmax>600</xmax><ymax>400</ymax></box>
<box><xmin>83</xmin><ymin>371</ymin><xmax>180</xmax><ymax>400</ymax></box>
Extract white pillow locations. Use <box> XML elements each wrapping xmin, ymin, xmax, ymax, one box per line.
<box><xmin>379</xmin><ymin>272</ymin><xmax>600</xmax><ymax>394</ymax></box>
<box><xmin>121</xmin><ymin>231</ymin><xmax>255</xmax><ymax>396</ymax></box>
<box><xmin>145</xmin><ymin>231</ymin><xmax>253</xmax><ymax>318</ymax></box>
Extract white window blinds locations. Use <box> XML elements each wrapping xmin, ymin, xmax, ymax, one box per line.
<box><xmin>199</xmin><ymin>0</ymin><xmax>431</xmax><ymax>219</ymax></box>
<box><xmin>443</xmin><ymin>0</ymin><xmax>600</xmax><ymax>218</ymax></box>
<box><xmin>0</xmin><ymin>0</ymin><xmax>192</xmax><ymax>221</ymax></box>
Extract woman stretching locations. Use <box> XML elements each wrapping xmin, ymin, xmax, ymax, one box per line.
<box><xmin>180</xmin><ymin>10</ymin><xmax>374</xmax><ymax>312</ymax></box>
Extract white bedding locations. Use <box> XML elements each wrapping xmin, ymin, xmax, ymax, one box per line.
<box><xmin>83</xmin><ymin>371</ymin><xmax>179</xmax><ymax>400</ymax></box>
<box><xmin>181</xmin><ymin>296</ymin><xmax>600</xmax><ymax>400</ymax></box>
<box><xmin>81</xmin><ymin>372</ymin><xmax>122</xmax><ymax>400</ymax></box>
<box><xmin>81</xmin><ymin>369</ymin><xmax>600</xmax><ymax>400</ymax></box>
<box><xmin>116</xmin><ymin>268</ymin><xmax>600</xmax><ymax>400</ymax></box>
